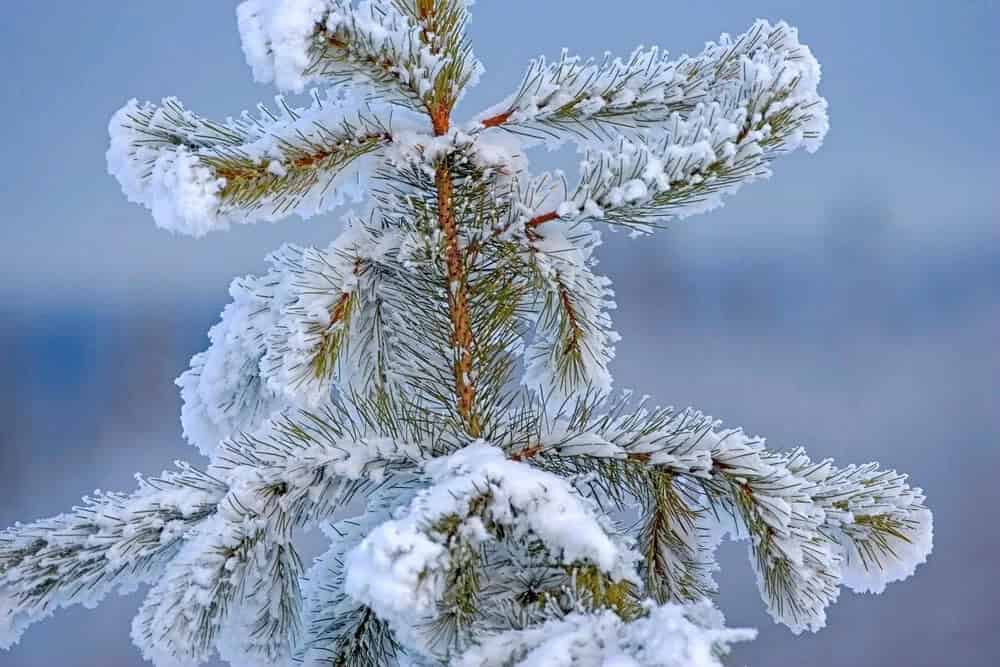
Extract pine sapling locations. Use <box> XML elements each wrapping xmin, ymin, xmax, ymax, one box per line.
<box><xmin>1</xmin><ymin>2</ymin><xmax>932</xmax><ymax>665</ymax></box>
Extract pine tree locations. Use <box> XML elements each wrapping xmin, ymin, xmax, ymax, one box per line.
<box><xmin>1</xmin><ymin>2</ymin><xmax>932</xmax><ymax>665</ymax></box>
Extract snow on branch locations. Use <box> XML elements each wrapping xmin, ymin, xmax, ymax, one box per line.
<box><xmin>129</xmin><ymin>408</ymin><xmax>427</xmax><ymax>666</ymax></box>
<box><xmin>345</xmin><ymin>442</ymin><xmax>640</xmax><ymax>659</ymax></box>
<box><xmin>520</xmin><ymin>220</ymin><xmax>619</xmax><ymax>399</ymax></box>
<box><xmin>238</xmin><ymin>0</ymin><xmax>482</xmax><ymax>113</ymax></box>
<box><xmin>782</xmin><ymin>449</ymin><xmax>934</xmax><ymax>595</ymax></box>
<box><xmin>1</xmin><ymin>402</ymin><xmax>426</xmax><ymax>661</ymax></box>
<box><xmin>298</xmin><ymin>485</ymin><xmax>413</xmax><ymax>666</ymax></box>
<box><xmin>107</xmin><ymin>91</ymin><xmax>396</xmax><ymax>236</ymax></box>
<box><xmin>178</xmin><ymin>224</ymin><xmax>401</xmax><ymax>455</ymax></box>
<box><xmin>178</xmin><ymin>253</ymin><xmax>295</xmax><ymax>456</ymax></box>
<box><xmin>496</xmin><ymin>20</ymin><xmax>828</xmax><ymax>235</ymax></box>
<box><xmin>0</xmin><ymin>465</ymin><xmax>226</xmax><ymax>650</ymax></box>
<box><xmin>506</xmin><ymin>395</ymin><xmax>933</xmax><ymax>633</ymax></box>
<box><xmin>455</xmin><ymin>600</ymin><xmax>754</xmax><ymax>667</ymax></box>
<box><xmin>478</xmin><ymin>20</ymin><xmax>824</xmax><ymax>145</ymax></box>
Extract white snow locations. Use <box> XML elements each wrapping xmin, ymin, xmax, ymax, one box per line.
<box><xmin>345</xmin><ymin>442</ymin><xmax>640</xmax><ymax>656</ymax></box>
<box><xmin>107</xmin><ymin>90</ymin><xmax>396</xmax><ymax>237</ymax></box>
<box><xmin>455</xmin><ymin>601</ymin><xmax>755</xmax><ymax>667</ymax></box>
<box><xmin>237</xmin><ymin>0</ymin><xmax>328</xmax><ymax>93</ymax></box>
<box><xmin>521</xmin><ymin>220</ymin><xmax>619</xmax><ymax>398</ymax></box>
<box><xmin>238</xmin><ymin>0</ymin><xmax>483</xmax><ymax>106</ymax></box>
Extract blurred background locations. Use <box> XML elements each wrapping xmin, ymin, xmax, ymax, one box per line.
<box><xmin>0</xmin><ymin>1</ymin><xmax>997</xmax><ymax>665</ymax></box>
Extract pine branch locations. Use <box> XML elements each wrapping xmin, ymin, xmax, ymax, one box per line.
<box><xmin>238</xmin><ymin>0</ymin><xmax>482</xmax><ymax>114</ymax></box>
<box><xmin>130</xmin><ymin>412</ymin><xmax>427</xmax><ymax>664</ymax></box>
<box><xmin>108</xmin><ymin>92</ymin><xmax>395</xmax><ymax>236</ymax></box>
<box><xmin>176</xmin><ymin>245</ymin><xmax>320</xmax><ymax>456</ymax></box>
<box><xmin>476</xmin><ymin>21</ymin><xmax>818</xmax><ymax>142</ymax></box>
<box><xmin>496</xmin><ymin>20</ymin><xmax>828</xmax><ymax>235</ymax></box>
<box><xmin>0</xmin><ymin>465</ymin><xmax>225</xmax><ymax>650</ymax></box>
<box><xmin>636</xmin><ymin>471</ymin><xmax>717</xmax><ymax>604</ymax></box>
<box><xmin>299</xmin><ymin>487</ymin><xmax>411</xmax><ymax>667</ymax></box>
<box><xmin>345</xmin><ymin>444</ymin><xmax>640</xmax><ymax>659</ymax></box>
<box><xmin>501</xmin><ymin>393</ymin><xmax>932</xmax><ymax>633</ymax></box>
<box><xmin>263</xmin><ymin>232</ymin><xmax>369</xmax><ymax>402</ymax></box>
<box><xmin>782</xmin><ymin>449</ymin><xmax>933</xmax><ymax>594</ymax></box>
<box><xmin>704</xmin><ymin>446</ymin><xmax>840</xmax><ymax>633</ymax></box>
<box><xmin>179</xmin><ymin>227</ymin><xmax>423</xmax><ymax>457</ymax></box>
<box><xmin>520</xmin><ymin>220</ymin><xmax>618</xmax><ymax>398</ymax></box>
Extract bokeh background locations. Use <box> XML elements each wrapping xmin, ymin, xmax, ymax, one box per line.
<box><xmin>1</xmin><ymin>1</ymin><xmax>997</xmax><ymax>665</ymax></box>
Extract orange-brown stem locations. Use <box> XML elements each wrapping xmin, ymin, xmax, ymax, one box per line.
<box><xmin>481</xmin><ymin>109</ymin><xmax>514</xmax><ymax>128</ymax></box>
<box><xmin>510</xmin><ymin>443</ymin><xmax>545</xmax><ymax>462</ymax></box>
<box><xmin>214</xmin><ymin>133</ymin><xmax>390</xmax><ymax>185</ymax></box>
<box><xmin>527</xmin><ymin>210</ymin><xmax>560</xmax><ymax>227</ymax></box>
<box><xmin>556</xmin><ymin>276</ymin><xmax>584</xmax><ymax>357</ymax></box>
<box><xmin>510</xmin><ymin>443</ymin><xmax>654</xmax><ymax>463</ymax></box>
<box><xmin>432</xmin><ymin>105</ymin><xmax>480</xmax><ymax>436</ymax></box>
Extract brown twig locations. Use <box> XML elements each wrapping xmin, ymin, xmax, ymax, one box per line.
<box><xmin>481</xmin><ymin>109</ymin><xmax>514</xmax><ymax>128</ymax></box>
<box><xmin>214</xmin><ymin>133</ymin><xmax>390</xmax><ymax>185</ymax></box>
<box><xmin>510</xmin><ymin>443</ymin><xmax>546</xmax><ymax>461</ymax></box>
<box><xmin>527</xmin><ymin>210</ymin><xmax>559</xmax><ymax>227</ymax></box>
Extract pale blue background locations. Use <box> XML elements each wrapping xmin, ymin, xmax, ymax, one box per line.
<box><xmin>1</xmin><ymin>2</ymin><xmax>997</xmax><ymax>665</ymax></box>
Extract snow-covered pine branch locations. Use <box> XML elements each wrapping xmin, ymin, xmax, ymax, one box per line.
<box><xmin>502</xmin><ymin>395</ymin><xmax>933</xmax><ymax>633</ymax></box>
<box><xmin>1</xmin><ymin>406</ymin><xmax>427</xmax><ymax>662</ymax></box>
<box><xmin>298</xmin><ymin>484</ymin><xmax>413</xmax><ymax>667</ymax></box>
<box><xmin>521</xmin><ymin>219</ymin><xmax>619</xmax><ymax>398</ymax></box>
<box><xmin>455</xmin><ymin>601</ymin><xmax>756</xmax><ymax>667</ymax></box>
<box><xmin>2</xmin><ymin>4</ymin><xmax>932</xmax><ymax>666</ymax></box>
<box><xmin>108</xmin><ymin>91</ymin><xmax>398</xmax><ymax>236</ymax></box>
<box><xmin>346</xmin><ymin>443</ymin><xmax>642</xmax><ymax>659</ymax></box>
<box><xmin>0</xmin><ymin>465</ymin><xmax>225</xmax><ymax>650</ymax></box>
<box><xmin>477</xmin><ymin>20</ymin><xmax>823</xmax><ymax>146</ymax></box>
<box><xmin>238</xmin><ymin>0</ymin><xmax>482</xmax><ymax>115</ymax></box>
<box><xmin>497</xmin><ymin>20</ymin><xmax>828</xmax><ymax>235</ymax></box>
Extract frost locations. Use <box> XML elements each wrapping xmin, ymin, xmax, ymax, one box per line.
<box><xmin>178</xmin><ymin>226</ymin><xmax>399</xmax><ymax>456</ymax></box>
<box><xmin>238</xmin><ymin>0</ymin><xmax>483</xmax><ymax>106</ymax></box>
<box><xmin>480</xmin><ymin>20</ymin><xmax>826</xmax><ymax>149</ymax></box>
<box><xmin>783</xmin><ymin>449</ymin><xmax>935</xmax><ymax>595</ymax></box>
<box><xmin>107</xmin><ymin>91</ymin><xmax>396</xmax><ymax>237</ymax></box>
<box><xmin>237</xmin><ymin>0</ymin><xmax>329</xmax><ymax>93</ymax></box>
<box><xmin>455</xmin><ymin>601</ymin><xmax>755</xmax><ymax>667</ymax></box>
<box><xmin>840</xmin><ymin>508</ymin><xmax>933</xmax><ymax>594</ymax></box>
<box><xmin>262</xmin><ymin>225</ymin><xmax>369</xmax><ymax>403</ymax></box>
<box><xmin>345</xmin><ymin>442</ymin><xmax>640</xmax><ymax>657</ymax></box>
<box><xmin>177</xmin><ymin>254</ymin><xmax>296</xmax><ymax>456</ymax></box>
<box><xmin>0</xmin><ymin>466</ymin><xmax>225</xmax><ymax>649</ymax></box>
<box><xmin>298</xmin><ymin>481</ymin><xmax>418</xmax><ymax>666</ymax></box>
<box><xmin>521</xmin><ymin>220</ymin><xmax>619</xmax><ymax>397</ymax></box>
<box><xmin>0</xmin><ymin>591</ymin><xmax>28</xmax><ymax>651</ymax></box>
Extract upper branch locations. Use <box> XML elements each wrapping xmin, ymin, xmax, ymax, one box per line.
<box><xmin>494</xmin><ymin>20</ymin><xmax>829</xmax><ymax>235</ymax></box>
<box><xmin>238</xmin><ymin>0</ymin><xmax>482</xmax><ymax>116</ymax></box>
<box><xmin>108</xmin><ymin>92</ymin><xmax>394</xmax><ymax>236</ymax></box>
<box><xmin>475</xmin><ymin>20</ymin><xmax>818</xmax><ymax>144</ymax></box>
